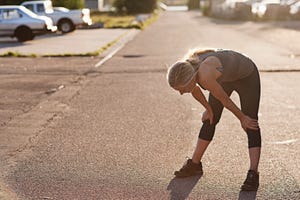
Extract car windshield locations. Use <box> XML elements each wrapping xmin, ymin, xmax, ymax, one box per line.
<box><xmin>19</xmin><ymin>6</ymin><xmax>38</xmax><ymax>18</ymax></box>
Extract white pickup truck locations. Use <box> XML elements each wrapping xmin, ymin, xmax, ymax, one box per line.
<box><xmin>21</xmin><ymin>0</ymin><xmax>92</xmax><ymax>33</ymax></box>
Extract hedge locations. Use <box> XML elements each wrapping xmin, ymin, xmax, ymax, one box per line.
<box><xmin>187</xmin><ymin>0</ymin><xmax>200</xmax><ymax>10</ymax></box>
<box><xmin>52</xmin><ymin>0</ymin><xmax>84</xmax><ymax>9</ymax></box>
<box><xmin>1</xmin><ymin>0</ymin><xmax>84</xmax><ymax>9</ymax></box>
<box><xmin>114</xmin><ymin>0</ymin><xmax>157</xmax><ymax>14</ymax></box>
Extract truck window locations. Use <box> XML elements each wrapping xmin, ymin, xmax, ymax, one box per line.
<box><xmin>24</xmin><ymin>4</ymin><xmax>34</xmax><ymax>12</ymax></box>
<box><xmin>37</xmin><ymin>4</ymin><xmax>45</xmax><ymax>12</ymax></box>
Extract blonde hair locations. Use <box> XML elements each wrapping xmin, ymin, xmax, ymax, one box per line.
<box><xmin>167</xmin><ymin>61</ymin><xmax>195</xmax><ymax>88</ymax></box>
<box><xmin>167</xmin><ymin>48</ymin><xmax>216</xmax><ymax>88</ymax></box>
<box><xmin>184</xmin><ymin>48</ymin><xmax>216</xmax><ymax>70</ymax></box>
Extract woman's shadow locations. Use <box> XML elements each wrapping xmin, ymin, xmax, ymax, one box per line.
<box><xmin>238</xmin><ymin>191</ymin><xmax>257</xmax><ymax>200</ymax></box>
<box><xmin>167</xmin><ymin>175</ymin><xmax>202</xmax><ymax>200</ymax></box>
<box><xmin>166</xmin><ymin>175</ymin><xmax>257</xmax><ymax>200</ymax></box>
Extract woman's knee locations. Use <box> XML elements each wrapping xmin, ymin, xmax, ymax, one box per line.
<box><xmin>198</xmin><ymin>120</ymin><xmax>217</xmax><ymax>141</ymax></box>
<box><xmin>247</xmin><ymin>129</ymin><xmax>261</xmax><ymax>148</ymax></box>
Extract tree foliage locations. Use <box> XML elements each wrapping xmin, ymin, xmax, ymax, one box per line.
<box><xmin>1</xmin><ymin>0</ymin><xmax>84</xmax><ymax>9</ymax></box>
<box><xmin>1</xmin><ymin>0</ymin><xmax>23</xmax><ymax>5</ymax></box>
<box><xmin>187</xmin><ymin>0</ymin><xmax>199</xmax><ymax>10</ymax></box>
<box><xmin>113</xmin><ymin>0</ymin><xmax>157</xmax><ymax>14</ymax></box>
<box><xmin>52</xmin><ymin>0</ymin><xmax>84</xmax><ymax>9</ymax></box>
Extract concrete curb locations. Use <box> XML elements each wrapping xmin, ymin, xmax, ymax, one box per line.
<box><xmin>94</xmin><ymin>29</ymin><xmax>140</xmax><ymax>68</ymax></box>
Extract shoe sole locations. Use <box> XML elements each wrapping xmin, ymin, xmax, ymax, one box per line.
<box><xmin>174</xmin><ymin>171</ymin><xmax>203</xmax><ymax>178</ymax></box>
<box><xmin>240</xmin><ymin>185</ymin><xmax>259</xmax><ymax>191</ymax></box>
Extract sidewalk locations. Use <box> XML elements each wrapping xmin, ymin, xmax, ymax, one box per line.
<box><xmin>0</xmin><ymin>29</ymin><xmax>136</xmax><ymax>56</ymax></box>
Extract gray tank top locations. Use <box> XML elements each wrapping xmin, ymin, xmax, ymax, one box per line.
<box><xmin>198</xmin><ymin>50</ymin><xmax>255</xmax><ymax>82</ymax></box>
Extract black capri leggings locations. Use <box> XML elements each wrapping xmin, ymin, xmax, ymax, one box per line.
<box><xmin>198</xmin><ymin>66</ymin><xmax>261</xmax><ymax>148</ymax></box>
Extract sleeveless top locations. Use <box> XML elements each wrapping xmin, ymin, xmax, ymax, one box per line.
<box><xmin>197</xmin><ymin>50</ymin><xmax>255</xmax><ymax>83</ymax></box>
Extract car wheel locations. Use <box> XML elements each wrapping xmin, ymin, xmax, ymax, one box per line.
<box><xmin>58</xmin><ymin>19</ymin><xmax>75</xmax><ymax>33</ymax></box>
<box><xmin>15</xmin><ymin>26</ymin><xmax>34</xmax><ymax>42</ymax></box>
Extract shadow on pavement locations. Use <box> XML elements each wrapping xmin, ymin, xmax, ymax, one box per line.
<box><xmin>238</xmin><ymin>191</ymin><xmax>257</xmax><ymax>200</ymax></box>
<box><xmin>0</xmin><ymin>40</ymin><xmax>22</xmax><ymax>48</ymax></box>
<box><xmin>167</xmin><ymin>175</ymin><xmax>201</xmax><ymax>200</ymax></box>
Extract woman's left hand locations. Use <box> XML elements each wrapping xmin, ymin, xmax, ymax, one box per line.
<box><xmin>202</xmin><ymin>108</ymin><xmax>214</xmax><ymax>125</ymax></box>
<box><xmin>241</xmin><ymin>115</ymin><xmax>259</xmax><ymax>131</ymax></box>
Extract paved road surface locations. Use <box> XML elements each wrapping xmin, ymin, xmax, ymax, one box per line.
<box><xmin>0</xmin><ymin>11</ymin><xmax>300</xmax><ymax>199</ymax></box>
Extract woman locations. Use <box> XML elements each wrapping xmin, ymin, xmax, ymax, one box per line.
<box><xmin>167</xmin><ymin>49</ymin><xmax>261</xmax><ymax>191</ymax></box>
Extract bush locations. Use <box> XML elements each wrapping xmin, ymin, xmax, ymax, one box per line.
<box><xmin>52</xmin><ymin>0</ymin><xmax>84</xmax><ymax>9</ymax></box>
<box><xmin>187</xmin><ymin>0</ymin><xmax>199</xmax><ymax>10</ymax></box>
<box><xmin>113</xmin><ymin>0</ymin><xmax>126</xmax><ymax>13</ymax></box>
<box><xmin>1</xmin><ymin>0</ymin><xmax>84</xmax><ymax>9</ymax></box>
<box><xmin>1</xmin><ymin>0</ymin><xmax>23</xmax><ymax>5</ymax></box>
<box><xmin>113</xmin><ymin>0</ymin><xmax>157</xmax><ymax>14</ymax></box>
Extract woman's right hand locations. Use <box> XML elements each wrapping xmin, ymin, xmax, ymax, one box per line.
<box><xmin>241</xmin><ymin>115</ymin><xmax>259</xmax><ymax>131</ymax></box>
<box><xmin>202</xmin><ymin>108</ymin><xmax>214</xmax><ymax>125</ymax></box>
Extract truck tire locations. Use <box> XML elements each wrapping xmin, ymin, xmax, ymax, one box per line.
<box><xmin>15</xmin><ymin>26</ymin><xmax>34</xmax><ymax>42</ymax></box>
<box><xmin>58</xmin><ymin>19</ymin><xmax>75</xmax><ymax>33</ymax></box>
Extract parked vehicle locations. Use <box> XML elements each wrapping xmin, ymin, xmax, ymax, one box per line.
<box><xmin>223</xmin><ymin>0</ymin><xmax>253</xmax><ymax>19</ymax></box>
<box><xmin>21</xmin><ymin>0</ymin><xmax>92</xmax><ymax>33</ymax></box>
<box><xmin>0</xmin><ymin>5</ymin><xmax>57</xmax><ymax>42</ymax></box>
<box><xmin>209</xmin><ymin>0</ymin><xmax>253</xmax><ymax>20</ymax></box>
<box><xmin>251</xmin><ymin>0</ymin><xmax>291</xmax><ymax>20</ymax></box>
<box><xmin>53</xmin><ymin>7</ymin><xmax>70</xmax><ymax>13</ymax></box>
<box><xmin>289</xmin><ymin>0</ymin><xmax>300</xmax><ymax>19</ymax></box>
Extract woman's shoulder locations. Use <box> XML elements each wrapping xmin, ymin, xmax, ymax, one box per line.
<box><xmin>201</xmin><ymin>56</ymin><xmax>222</xmax><ymax>67</ymax></box>
<box><xmin>197</xmin><ymin>56</ymin><xmax>223</xmax><ymax>81</ymax></box>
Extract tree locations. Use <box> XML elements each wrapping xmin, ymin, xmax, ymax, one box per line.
<box><xmin>1</xmin><ymin>0</ymin><xmax>24</xmax><ymax>5</ymax></box>
<box><xmin>187</xmin><ymin>0</ymin><xmax>200</xmax><ymax>10</ymax></box>
<box><xmin>114</xmin><ymin>0</ymin><xmax>157</xmax><ymax>14</ymax></box>
<box><xmin>52</xmin><ymin>0</ymin><xmax>84</xmax><ymax>9</ymax></box>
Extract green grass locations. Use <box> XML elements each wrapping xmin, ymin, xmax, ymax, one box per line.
<box><xmin>91</xmin><ymin>12</ymin><xmax>137</xmax><ymax>28</ymax></box>
<box><xmin>0</xmin><ymin>51</ymin><xmax>37</xmax><ymax>57</ymax></box>
<box><xmin>91</xmin><ymin>11</ymin><xmax>159</xmax><ymax>29</ymax></box>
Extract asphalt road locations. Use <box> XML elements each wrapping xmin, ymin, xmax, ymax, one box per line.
<box><xmin>0</xmin><ymin>11</ymin><xmax>300</xmax><ymax>200</ymax></box>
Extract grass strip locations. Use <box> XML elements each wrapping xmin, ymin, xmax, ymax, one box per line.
<box><xmin>91</xmin><ymin>10</ymin><xmax>159</xmax><ymax>29</ymax></box>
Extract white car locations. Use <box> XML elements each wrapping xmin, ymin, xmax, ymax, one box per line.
<box><xmin>251</xmin><ymin>0</ymin><xmax>290</xmax><ymax>20</ymax></box>
<box><xmin>21</xmin><ymin>0</ymin><xmax>92</xmax><ymax>33</ymax></box>
<box><xmin>0</xmin><ymin>5</ymin><xmax>57</xmax><ymax>42</ymax></box>
<box><xmin>289</xmin><ymin>0</ymin><xmax>300</xmax><ymax>19</ymax></box>
<box><xmin>217</xmin><ymin>0</ymin><xmax>253</xmax><ymax>20</ymax></box>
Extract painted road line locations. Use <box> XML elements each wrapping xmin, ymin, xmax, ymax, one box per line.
<box><xmin>95</xmin><ymin>29</ymin><xmax>140</xmax><ymax>68</ymax></box>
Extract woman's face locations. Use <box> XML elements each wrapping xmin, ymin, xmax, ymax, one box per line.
<box><xmin>174</xmin><ymin>76</ymin><xmax>196</xmax><ymax>95</ymax></box>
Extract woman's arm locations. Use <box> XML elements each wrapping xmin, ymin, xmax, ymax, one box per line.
<box><xmin>191</xmin><ymin>86</ymin><xmax>214</xmax><ymax>124</ymax></box>
<box><xmin>203</xmin><ymin>79</ymin><xmax>244</xmax><ymax>120</ymax></box>
<box><xmin>191</xmin><ymin>86</ymin><xmax>210</xmax><ymax>110</ymax></box>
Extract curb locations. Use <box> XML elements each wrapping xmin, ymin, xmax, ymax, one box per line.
<box><xmin>94</xmin><ymin>29</ymin><xmax>140</xmax><ymax>68</ymax></box>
